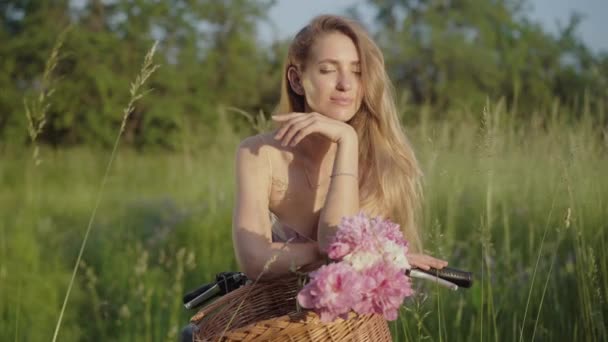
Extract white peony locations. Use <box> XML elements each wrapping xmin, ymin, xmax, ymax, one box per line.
<box><xmin>343</xmin><ymin>251</ymin><xmax>382</xmax><ymax>271</ymax></box>
<box><xmin>382</xmin><ymin>241</ymin><xmax>411</xmax><ymax>270</ymax></box>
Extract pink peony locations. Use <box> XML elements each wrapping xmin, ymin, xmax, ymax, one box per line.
<box><xmin>298</xmin><ymin>212</ymin><xmax>415</xmax><ymax>322</ymax></box>
<box><xmin>297</xmin><ymin>262</ymin><xmax>362</xmax><ymax>322</ymax></box>
<box><xmin>328</xmin><ymin>213</ymin><xmax>377</xmax><ymax>256</ymax></box>
<box><xmin>327</xmin><ymin>241</ymin><xmax>352</xmax><ymax>260</ymax></box>
<box><xmin>373</xmin><ymin>218</ymin><xmax>409</xmax><ymax>248</ymax></box>
<box><xmin>355</xmin><ymin>261</ymin><xmax>414</xmax><ymax>320</ymax></box>
<box><xmin>328</xmin><ymin>211</ymin><xmax>410</xmax><ymax>260</ymax></box>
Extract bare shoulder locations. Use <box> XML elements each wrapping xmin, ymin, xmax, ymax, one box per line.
<box><xmin>235</xmin><ymin>131</ymin><xmax>289</xmax><ymax>201</ymax></box>
<box><xmin>236</xmin><ymin>130</ymin><xmax>291</xmax><ymax>162</ymax></box>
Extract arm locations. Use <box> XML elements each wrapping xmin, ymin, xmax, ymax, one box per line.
<box><xmin>232</xmin><ymin>137</ymin><xmax>323</xmax><ymax>280</ymax></box>
<box><xmin>317</xmin><ymin>129</ymin><xmax>359</xmax><ymax>252</ymax></box>
<box><xmin>270</xmin><ymin>113</ymin><xmax>361</xmax><ymax>254</ymax></box>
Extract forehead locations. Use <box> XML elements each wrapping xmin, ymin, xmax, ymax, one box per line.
<box><xmin>308</xmin><ymin>32</ymin><xmax>360</xmax><ymax>64</ymax></box>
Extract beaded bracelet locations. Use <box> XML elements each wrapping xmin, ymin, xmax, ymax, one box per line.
<box><xmin>330</xmin><ymin>172</ymin><xmax>358</xmax><ymax>179</ymax></box>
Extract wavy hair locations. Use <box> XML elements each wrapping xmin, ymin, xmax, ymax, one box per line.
<box><xmin>274</xmin><ymin>15</ymin><xmax>424</xmax><ymax>252</ymax></box>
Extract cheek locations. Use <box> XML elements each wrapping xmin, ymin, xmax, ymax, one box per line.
<box><xmin>302</xmin><ymin>77</ymin><xmax>333</xmax><ymax>106</ymax></box>
<box><xmin>356</xmin><ymin>84</ymin><xmax>364</xmax><ymax>105</ymax></box>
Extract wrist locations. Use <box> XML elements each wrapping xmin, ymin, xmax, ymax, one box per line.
<box><xmin>330</xmin><ymin>172</ymin><xmax>358</xmax><ymax>179</ymax></box>
<box><xmin>337</xmin><ymin>126</ymin><xmax>358</xmax><ymax>145</ymax></box>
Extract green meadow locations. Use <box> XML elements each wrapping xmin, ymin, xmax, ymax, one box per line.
<box><xmin>3</xmin><ymin>0</ymin><xmax>608</xmax><ymax>340</ymax></box>
<box><xmin>1</xmin><ymin>101</ymin><xmax>606</xmax><ymax>341</ymax></box>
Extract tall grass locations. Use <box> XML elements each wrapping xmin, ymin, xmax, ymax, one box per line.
<box><xmin>389</xmin><ymin>100</ymin><xmax>607</xmax><ymax>341</ymax></box>
<box><xmin>3</xmin><ymin>33</ymin><xmax>608</xmax><ymax>339</ymax></box>
<box><xmin>50</xmin><ymin>40</ymin><xmax>160</xmax><ymax>342</ymax></box>
<box><xmin>1</xmin><ymin>98</ymin><xmax>606</xmax><ymax>340</ymax></box>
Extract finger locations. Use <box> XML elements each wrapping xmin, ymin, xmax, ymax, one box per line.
<box><xmin>414</xmin><ymin>261</ymin><xmax>431</xmax><ymax>270</ymax></box>
<box><xmin>420</xmin><ymin>255</ymin><xmax>439</xmax><ymax>265</ymax></box>
<box><xmin>408</xmin><ymin>256</ymin><xmax>431</xmax><ymax>270</ymax></box>
<box><xmin>278</xmin><ymin>116</ymin><xmax>312</xmax><ymax>144</ymax></box>
<box><xmin>274</xmin><ymin>115</ymin><xmax>309</xmax><ymax>140</ymax></box>
<box><xmin>271</xmin><ymin>113</ymin><xmax>306</xmax><ymax>122</ymax></box>
<box><xmin>423</xmin><ymin>256</ymin><xmax>447</xmax><ymax>269</ymax></box>
<box><xmin>289</xmin><ymin>121</ymin><xmax>317</xmax><ymax>146</ymax></box>
<box><xmin>432</xmin><ymin>261</ymin><xmax>446</xmax><ymax>269</ymax></box>
<box><xmin>427</xmin><ymin>255</ymin><xmax>448</xmax><ymax>266</ymax></box>
<box><xmin>282</xmin><ymin>117</ymin><xmax>315</xmax><ymax>146</ymax></box>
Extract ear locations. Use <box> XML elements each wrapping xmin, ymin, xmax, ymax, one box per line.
<box><xmin>287</xmin><ymin>66</ymin><xmax>305</xmax><ymax>96</ymax></box>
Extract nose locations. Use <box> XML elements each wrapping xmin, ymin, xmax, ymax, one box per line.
<box><xmin>336</xmin><ymin>71</ymin><xmax>353</xmax><ymax>92</ymax></box>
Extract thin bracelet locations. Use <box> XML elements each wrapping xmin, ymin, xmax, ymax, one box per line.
<box><xmin>330</xmin><ymin>172</ymin><xmax>358</xmax><ymax>179</ymax></box>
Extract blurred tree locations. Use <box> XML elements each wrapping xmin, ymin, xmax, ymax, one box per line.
<box><xmin>0</xmin><ymin>1</ymin><xmax>72</xmax><ymax>145</ymax></box>
<box><xmin>0</xmin><ymin>0</ymin><xmax>277</xmax><ymax>148</ymax></box>
<box><xmin>2</xmin><ymin>0</ymin><xmax>606</xmax><ymax>148</ymax></box>
<box><xmin>362</xmin><ymin>0</ymin><xmax>608</xmax><ymax>118</ymax></box>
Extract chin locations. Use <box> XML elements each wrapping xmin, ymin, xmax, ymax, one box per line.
<box><xmin>320</xmin><ymin>106</ymin><xmax>358</xmax><ymax>122</ymax></box>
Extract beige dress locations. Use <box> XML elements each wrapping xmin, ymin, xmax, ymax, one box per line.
<box><xmin>269</xmin><ymin>211</ymin><xmax>312</xmax><ymax>243</ymax></box>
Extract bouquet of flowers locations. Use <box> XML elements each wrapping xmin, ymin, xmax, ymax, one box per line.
<box><xmin>297</xmin><ymin>212</ymin><xmax>414</xmax><ymax>322</ymax></box>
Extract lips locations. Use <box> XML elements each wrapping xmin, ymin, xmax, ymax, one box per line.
<box><xmin>330</xmin><ymin>97</ymin><xmax>354</xmax><ymax>105</ymax></box>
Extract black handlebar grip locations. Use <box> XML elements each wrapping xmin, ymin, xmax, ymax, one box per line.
<box><xmin>182</xmin><ymin>272</ymin><xmax>249</xmax><ymax>308</ymax></box>
<box><xmin>183</xmin><ymin>283</ymin><xmax>215</xmax><ymax>304</ymax></box>
<box><xmin>414</xmin><ymin>267</ymin><xmax>473</xmax><ymax>288</ymax></box>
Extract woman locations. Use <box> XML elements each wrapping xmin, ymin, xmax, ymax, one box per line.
<box><xmin>232</xmin><ymin>15</ymin><xmax>447</xmax><ymax>281</ymax></box>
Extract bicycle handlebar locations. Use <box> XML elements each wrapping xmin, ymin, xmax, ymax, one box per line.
<box><xmin>407</xmin><ymin>266</ymin><xmax>473</xmax><ymax>290</ymax></box>
<box><xmin>183</xmin><ymin>266</ymin><xmax>473</xmax><ymax>310</ymax></box>
<box><xmin>183</xmin><ymin>272</ymin><xmax>248</xmax><ymax>310</ymax></box>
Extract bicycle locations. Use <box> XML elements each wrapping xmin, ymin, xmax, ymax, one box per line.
<box><xmin>179</xmin><ymin>264</ymin><xmax>472</xmax><ymax>341</ymax></box>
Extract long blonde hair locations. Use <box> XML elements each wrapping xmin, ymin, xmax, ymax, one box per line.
<box><xmin>275</xmin><ymin>15</ymin><xmax>424</xmax><ymax>252</ymax></box>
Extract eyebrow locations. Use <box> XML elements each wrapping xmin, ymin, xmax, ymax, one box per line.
<box><xmin>317</xmin><ymin>58</ymin><xmax>360</xmax><ymax>66</ymax></box>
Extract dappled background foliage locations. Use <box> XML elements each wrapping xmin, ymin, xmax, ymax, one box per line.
<box><xmin>1</xmin><ymin>0</ymin><xmax>607</xmax><ymax>149</ymax></box>
<box><xmin>1</xmin><ymin>0</ymin><xmax>282</xmax><ymax>148</ymax></box>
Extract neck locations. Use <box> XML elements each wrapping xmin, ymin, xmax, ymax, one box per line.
<box><xmin>298</xmin><ymin>105</ymin><xmax>338</xmax><ymax>168</ymax></box>
<box><xmin>298</xmin><ymin>133</ymin><xmax>337</xmax><ymax>168</ymax></box>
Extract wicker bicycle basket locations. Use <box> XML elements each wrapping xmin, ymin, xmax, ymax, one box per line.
<box><xmin>189</xmin><ymin>266</ymin><xmax>392</xmax><ymax>341</ymax></box>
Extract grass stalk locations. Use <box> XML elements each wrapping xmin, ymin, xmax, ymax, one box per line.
<box><xmin>518</xmin><ymin>187</ymin><xmax>558</xmax><ymax>342</ymax></box>
<box><xmin>51</xmin><ymin>41</ymin><xmax>160</xmax><ymax>342</ymax></box>
<box><xmin>23</xmin><ymin>26</ymin><xmax>71</xmax><ymax>166</ymax></box>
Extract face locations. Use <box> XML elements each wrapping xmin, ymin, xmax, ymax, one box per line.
<box><xmin>289</xmin><ymin>32</ymin><xmax>363</xmax><ymax>121</ymax></box>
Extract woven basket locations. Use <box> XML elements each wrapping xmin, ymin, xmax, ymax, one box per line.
<box><xmin>189</xmin><ymin>267</ymin><xmax>392</xmax><ymax>341</ymax></box>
